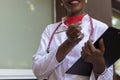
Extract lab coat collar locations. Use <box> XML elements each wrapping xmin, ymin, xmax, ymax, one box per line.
<box><xmin>61</xmin><ymin>14</ymin><xmax>90</xmax><ymax>28</ymax></box>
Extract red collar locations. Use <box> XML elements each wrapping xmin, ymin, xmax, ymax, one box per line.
<box><xmin>64</xmin><ymin>14</ymin><xmax>85</xmax><ymax>26</ymax></box>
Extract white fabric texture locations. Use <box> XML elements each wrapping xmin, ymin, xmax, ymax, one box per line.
<box><xmin>32</xmin><ymin>15</ymin><xmax>113</xmax><ymax>80</ymax></box>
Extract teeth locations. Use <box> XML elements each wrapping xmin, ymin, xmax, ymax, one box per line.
<box><xmin>69</xmin><ymin>0</ymin><xmax>81</xmax><ymax>5</ymax></box>
<box><xmin>71</xmin><ymin>1</ymin><xmax>79</xmax><ymax>4</ymax></box>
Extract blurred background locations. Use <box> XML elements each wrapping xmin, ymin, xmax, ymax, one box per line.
<box><xmin>0</xmin><ymin>0</ymin><xmax>53</xmax><ymax>79</ymax></box>
<box><xmin>112</xmin><ymin>0</ymin><xmax>120</xmax><ymax>78</ymax></box>
<box><xmin>112</xmin><ymin>0</ymin><xmax>120</xmax><ymax>29</ymax></box>
<box><xmin>0</xmin><ymin>0</ymin><xmax>119</xmax><ymax>79</ymax></box>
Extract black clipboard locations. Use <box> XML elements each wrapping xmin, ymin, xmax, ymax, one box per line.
<box><xmin>66</xmin><ymin>27</ymin><xmax>120</xmax><ymax>76</ymax></box>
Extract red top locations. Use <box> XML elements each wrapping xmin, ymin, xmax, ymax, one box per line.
<box><xmin>64</xmin><ymin>14</ymin><xmax>85</xmax><ymax>26</ymax></box>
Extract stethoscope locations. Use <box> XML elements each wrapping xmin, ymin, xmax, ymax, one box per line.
<box><xmin>46</xmin><ymin>16</ymin><xmax>94</xmax><ymax>53</ymax></box>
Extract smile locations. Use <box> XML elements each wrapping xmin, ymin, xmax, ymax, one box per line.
<box><xmin>68</xmin><ymin>0</ymin><xmax>81</xmax><ymax>5</ymax></box>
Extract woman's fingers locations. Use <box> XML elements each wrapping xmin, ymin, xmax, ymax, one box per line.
<box><xmin>81</xmin><ymin>42</ymin><xmax>92</xmax><ymax>59</ymax></box>
<box><xmin>81</xmin><ymin>47</ymin><xmax>87</xmax><ymax>59</ymax></box>
<box><xmin>66</xmin><ymin>23</ymin><xmax>83</xmax><ymax>42</ymax></box>
<box><xmin>81</xmin><ymin>39</ymin><xmax>105</xmax><ymax>64</ymax></box>
<box><xmin>99</xmin><ymin>38</ymin><xmax>105</xmax><ymax>52</ymax></box>
<box><xmin>85</xmin><ymin>43</ymin><xmax>92</xmax><ymax>56</ymax></box>
<box><xmin>86</xmin><ymin>39</ymin><xmax>96</xmax><ymax>53</ymax></box>
<box><xmin>75</xmin><ymin>33</ymin><xmax>84</xmax><ymax>42</ymax></box>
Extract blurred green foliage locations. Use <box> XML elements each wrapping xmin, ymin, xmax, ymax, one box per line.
<box><xmin>112</xmin><ymin>11</ymin><xmax>120</xmax><ymax>29</ymax></box>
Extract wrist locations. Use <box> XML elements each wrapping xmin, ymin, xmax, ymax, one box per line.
<box><xmin>93</xmin><ymin>67</ymin><xmax>107</xmax><ymax>79</ymax></box>
<box><xmin>56</xmin><ymin>39</ymin><xmax>76</xmax><ymax>62</ymax></box>
<box><xmin>93</xmin><ymin>57</ymin><xmax>105</xmax><ymax>74</ymax></box>
<box><xmin>66</xmin><ymin>39</ymin><xmax>77</xmax><ymax>46</ymax></box>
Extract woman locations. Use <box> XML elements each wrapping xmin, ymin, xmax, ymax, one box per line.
<box><xmin>32</xmin><ymin>0</ymin><xmax>113</xmax><ymax>80</ymax></box>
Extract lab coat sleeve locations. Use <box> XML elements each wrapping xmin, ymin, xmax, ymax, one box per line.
<box><xmin>89</xmin><ymin>65</ymin><xmax>113</xmax><ymax>80</ymax></box>
<box><xmin>32</xmin><ymin>24</ymin><xmax>62</xmax><ymax>79</ymax></box>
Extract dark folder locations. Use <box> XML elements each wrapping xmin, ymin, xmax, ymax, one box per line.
<box><xmin>66</xmin><ymin>27</ymin><xmax>120</xmax><ymax>76</ymax></box>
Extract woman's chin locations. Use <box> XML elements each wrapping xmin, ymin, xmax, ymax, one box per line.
<box><xmin>68</xmin><ymin>9</ymin><xmax>82</xmax><ymax>15</ymax></box>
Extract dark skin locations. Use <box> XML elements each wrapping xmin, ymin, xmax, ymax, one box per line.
<box><xmin>56</xmin><ymin>0</ymin><xmax>105</xmax><ymax>79</ymax></box>
<box><xmin>56</xmin><ymin>23</ymin><xmax>84</xmax><ymax>62</ymax></box>
<box><xmin>82</xmin><ymin>39</ymin><xmax>105</xmax><ymax>79</ymax></box>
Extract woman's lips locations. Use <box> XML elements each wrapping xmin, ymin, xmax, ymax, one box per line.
<box><xmin>68</xmin><ymin>0</ymin><xmax>81</xmax><ymax>5</ymax></box>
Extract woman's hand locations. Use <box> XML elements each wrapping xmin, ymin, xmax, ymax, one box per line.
<box><xmin>56</xmin><ymin>23</ymin><xmax>84</xmax><ymax>62</ymax></box>
<box><xmin>81</xmin><ymin>39</ymin><xmax>106</xmax><ymax>75</ymax></box>
<box><xmin>66</xmin><ymin>23</ymin><xmax>84</xmax><ymax>44</ymax></box>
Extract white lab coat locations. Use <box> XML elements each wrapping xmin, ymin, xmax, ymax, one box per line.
<box><xmin>32</xmin><ymin>14</ymin><xmax>113</xmax><ymax>80</ymax></box>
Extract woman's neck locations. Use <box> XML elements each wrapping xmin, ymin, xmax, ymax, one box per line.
<box><xmin>67</xmin><ymin>10</ymin><xmax>85</xmax><ymax>17</ymax></box>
